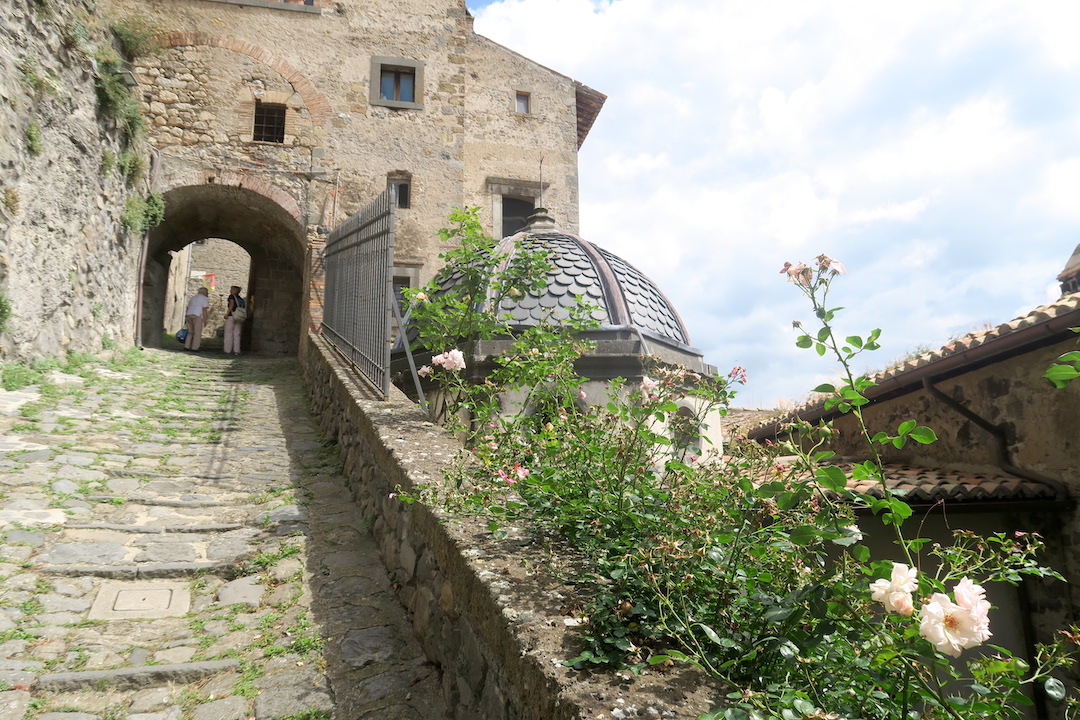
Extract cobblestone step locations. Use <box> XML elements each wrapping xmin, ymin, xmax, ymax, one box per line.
<box><xmin>35</xmin><ymin>660</ymin><xmax>240</xmax><ymax>692</ymax></box>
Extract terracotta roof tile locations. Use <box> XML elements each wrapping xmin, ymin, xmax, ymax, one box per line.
<box><xmin>843</xmin><ymin>463</ymin><xmax>1058</xmax><ymax>504</ymax></box>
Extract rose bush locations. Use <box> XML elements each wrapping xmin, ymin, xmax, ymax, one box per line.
<box><xmin>404</xmin><ymin>212</ymin><xmax>1078</xmax><ymax>719</ymax></box>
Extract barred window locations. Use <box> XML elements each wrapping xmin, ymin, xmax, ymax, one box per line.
<box><xmin>253</xmin><ymin>101</ymin><xmax>286</xmax><ymax>143</ymax></box>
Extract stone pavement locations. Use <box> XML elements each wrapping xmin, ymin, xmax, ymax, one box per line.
<box><xmin>0</xmin><ymin>348</ymin><xmax>445</xmax><ymax>720</ymax></box>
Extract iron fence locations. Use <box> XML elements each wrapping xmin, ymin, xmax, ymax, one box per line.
<box><xmin>321</xmin><ymin>187</ymin><xmax>396</xmax><ymax>397</ymax></box>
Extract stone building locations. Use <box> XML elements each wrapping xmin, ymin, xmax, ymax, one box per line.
<box><xmin>102</xmin><ymin>0</ymin><xmax>604</xmax><ymax>354</ymax></box>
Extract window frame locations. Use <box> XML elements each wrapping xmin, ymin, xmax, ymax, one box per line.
<box><xmin>252</xmin><ymin>100</ymin><xmax>287</xmax><ymax>143</ymax></box>
<box><xmin>370</xmin><ymin>57</ymin><xmax>424</xmax><ymax>110</ymax></box>
<box><xmin>514</xmin><ymin>91</ymin><xmax>531</xmax><ymax>115</ymax></box>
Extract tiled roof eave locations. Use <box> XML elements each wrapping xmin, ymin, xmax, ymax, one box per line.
<box><xmin>749</xmin><ymin>294</ymin><xmax>1080</xmax><ymax>438</ymax></box>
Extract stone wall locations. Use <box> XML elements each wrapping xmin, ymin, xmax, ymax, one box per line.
<box><xmin>0</xmin><ymin>0</ymin><xmax>147</xmax><ymax>362</ymax></box>
<box><xmin>824</xmin><ymin>340</ymin><xmax>1080</xmax><ymax>486</ymax></box>
<box><xmin>302</xmin><ymin>331</ymin><xmax>722</xmax><ymax>720</ymax></box>
<box><xmin>463</xmin><ymin>35</ymin><xmax>582</xmax><ymax>235</ymax></box>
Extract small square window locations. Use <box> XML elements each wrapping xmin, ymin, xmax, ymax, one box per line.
<box><xmin>515</xmin><ymin>92</ymin><xmax>531</xmax><ymax>114</ymax></box>
<box><xmin>381</xmin><ymin>68</ymin><xmax>415</xmax><ymax>103</ymax></box>
<box><xmin>370</xmin><ymin>57</ymin><xmax>424</xmax><ymax>110</ymax></box>
<box><xmin>253</xmin><ymin>100</ymin><xmax>286</xmax><ymax>143</ymax></box>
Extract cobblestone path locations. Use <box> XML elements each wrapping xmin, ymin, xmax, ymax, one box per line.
<box><xmin>0</xmin><ymin>349</ymin><xmax>445</xmax><ymax>720</ymax></box>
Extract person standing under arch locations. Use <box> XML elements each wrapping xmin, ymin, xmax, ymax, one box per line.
<box><xmin>184</xmin><ymin>287</ymin><xmax>209</xmax><ymax>352</ymax></box>
<box><xmin>224</xmin><ymin>285</ymin><xmax>246</xmax><ymax>356</ymax></box>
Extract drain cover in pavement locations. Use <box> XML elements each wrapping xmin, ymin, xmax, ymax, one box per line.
<box><xmin>89</xmin><ymin>581</ymin><xmax>192</xmax><ymax>620</ymax></box>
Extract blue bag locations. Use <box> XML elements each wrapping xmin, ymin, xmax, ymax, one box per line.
<box><xmin>176</xmin><ymin>328</ymin><xmax>188</xmax><ymax>343</ymax></box>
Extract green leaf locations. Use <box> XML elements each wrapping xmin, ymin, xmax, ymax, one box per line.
<box><xmin>1056</xmin><ymin>350</ymin><xmax>1080</xmax><ymax>363</ymax></box>
<box><xmin>789</xmin><ymin>525</ymin><xmax>819</xmax><ymax>546</ymax></box>
<box><xmin>815</xmin><ymin>343</ymin><xmax>827</xmax><ymax>357</ymax></box>
<box><xmin>888</xmin><ymin>498</ymin><xmax>913</xmax><ymax>521</ymax></box>
<box><xmin>1045</xmin><ymin>364</ymin><xmax>1080</xmax><ymax>384</ymax></box>
<box><xmin>764</xmin><ymin>606</ymin><xmax>795</xmax><ymax>623</ymax></box>
<box><xmin>908</xmin><ymin>426</ymin><xmax>938</xmax><ymax>444</ymax></box>
<box><xmin>776</xmin><ymin>491</ymin><xmax>801</xmax><ymax>510</ymax></box>
<box><xmin>852</xmin><ymin>544</ymin><xmax>870</xmax><ymax>562</ymax></box>
<box><xmin>846</xmin><ymin>335</ymin><xmax>864</xmax><ymax>349</ymax></box>
<box><xmin>812</xmin><ymin>383</ymin><xmax>836</xmax><ymax>393</ymax></box>
<box><xmin>796</xmin><ymin>335</ymin><xmax>813</xmax><ymax>349</ymax></box>
<box><xmin>871</xmin><ymin>431</ymin><xmax>890</xmax><ymax>444</ymax></box>
<box><xmin>696</xmin><ymin>623</ymin><xmax>724</xmax><ymax>646</ymax></box>
<box><xmin>897</xmin><ymin>420</ymin><xmax>916</xmax><ymax>435</ymax></box>
<box><xmin>1045</xmin><ymin>677</ymin><xmax>1066</xmax><ymax>701</ymax></box>
<box><xmin>816</xmin><ymin>465</ymin><xmax>847</xmax><ymax>491</ymax></box>
<box><xmin>817</xmin><ymin>327</ymin><xmax>831</xmax><ymax>342</ymax></box>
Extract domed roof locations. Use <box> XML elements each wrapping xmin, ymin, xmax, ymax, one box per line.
<box><xmin>434</xmin><ymin>210</ymin><xmax>697</xmax><ymax>353</ymax></box>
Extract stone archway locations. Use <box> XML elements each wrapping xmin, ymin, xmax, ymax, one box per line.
<box><xmin>142</xmin><ymin>181</ymin><xmax>307</xmax><ymax>353</ymax></box>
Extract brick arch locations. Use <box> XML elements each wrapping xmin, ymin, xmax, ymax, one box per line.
<box><xmin>161</xmin><ymin>165</ymin><xmax>305</xmax><ymax>226</ymax></box>
<box><xmin>156</xmin><ymin>31</ymin><xmax>333</xmax><ymax>126</ymax></box>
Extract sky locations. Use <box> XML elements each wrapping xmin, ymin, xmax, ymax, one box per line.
<box><xmin>465</xmin><ymin>0</ymin><xmax>1080</xmax><ymax>408</ymax></box>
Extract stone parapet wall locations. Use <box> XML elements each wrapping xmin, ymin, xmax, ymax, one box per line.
<box><xmin>301</xmin><ymin>331</ymin><xmax>719</xmax><ymax>720</ymax></box>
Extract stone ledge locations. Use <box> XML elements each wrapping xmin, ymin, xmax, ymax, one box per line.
<box><xmin>35</xmin><ymin>660</ymin><xmax>239</xmax><ymax>692</ymax></box>
<box><xmin>39</xmin><ymin>562</ymin><xmax>236</xmax><ymax>578</ymax></box>
<box><xmin>192</xmin><ymin>0</ymin><xmax>322</xmax><ymax>14</ymax></box>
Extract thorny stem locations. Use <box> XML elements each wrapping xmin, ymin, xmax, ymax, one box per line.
<box><xmin>801</xmin><ymin>277</ymin><xmax>915</xmax><ymax>569</ymax></box>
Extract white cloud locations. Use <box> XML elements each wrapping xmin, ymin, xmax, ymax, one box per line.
<box><xmin>1023</xmin><ymin>157</ymin><xmax>1080</xmax><ymax>222</ymax></box>
<box><xmin>846</xmin><ymin>96</ymin><xmax>1029</xmax><ymax>187</ymax></box>
<box><xmin>602</xmin><ymin>151</ymin><xmax>671</xmax><ymax>180</ymax></box>
<box><xmin>846</xmin><ymin>196</ymin><xmax>931</xmax><ymax>225</ymax></box>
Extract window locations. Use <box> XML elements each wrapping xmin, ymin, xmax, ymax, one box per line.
<box><xmin>253</xmin><ymin>100</ymin><xmax>286</xmax><ymax>143</ymax></box>
<box><xmin>502</xmin><ymin>196</ymin><xmax>534</xmax><ymax>237</ymax></box>
<box><xmin>381</xmin><ymin>68</ymin><xmax>415</xmax><ymax>103</ymax></box>
<box><xmin>391</xmin><ymin>181</ymin><xmax>410</xmax><ymax>209</ymax></box>
<box><xmin>388</xmin><ymin>172</ymin><xmax>412</xmax><ymax>209</ymax></box>
<box><xmin>370</xmin><ymin>57</ymin><xmax>424</xmax><ymax>110</ymax></box>
<box><xmin>515</xmin><ymin>91</ymin><xmax>531</xmax><ymax>114</ymax></box>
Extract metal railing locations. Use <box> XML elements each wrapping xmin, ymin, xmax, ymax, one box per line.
<box><xmin>321</xmin><ymin>187</ymin><xmax>396</xmax><ymax>397</ymax></box>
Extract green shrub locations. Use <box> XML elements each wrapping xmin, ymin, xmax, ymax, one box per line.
<box><xmin>92</xmin><ymin>49</ymin><xmax>144</xmax><ymax>142</ymax></box>
<box><xmin>62</xmin><ymin>16</ymin><xmax>90</xmax><ymax>51</ymax></box>
<box><xmin>117</xmin><ymin>149</ymin><xmax>146</xmax><ymax>185</ymax></box>
<box><xmin>121</xmin><ymin>192</ymin><xmax>165</xmax><ymax>233</ymax></box>
<box><xmin>100</xmin><ymin>149</ymin><xmax>116</xmax><ymax>174</ymax></box>
<box><xmin>19</xmin><ymin>57</ymin><xmax>60</xmax><ymax>99</ymax></box>
<box><xmin>110</xmin><ymin>15</ymin><xmax>163</xmax><ymax>58</ymax></box>
<box><xmin>25</xmin><ymin>123</ymin><xmax>43</xmax><ymax>156</ymax></box>
<box><xmin>1</xmin><ymin>189</ymin><xmax>19</xmax><ymax>215</ymax></box>
<box><xmin>0</xmin><ymin>294</ymin><xmax>11</xmax><ymax>334</ymax></box>
<box><xmin>1</xmin><ymin>364</ymin><xmax>42</xmax><ymax>392</ymax></box>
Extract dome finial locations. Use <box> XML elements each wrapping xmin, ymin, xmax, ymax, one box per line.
<box><xmin>523</xmin><ymin>207</ymin><xmax>556</xmax><ymax>233</ymax></box>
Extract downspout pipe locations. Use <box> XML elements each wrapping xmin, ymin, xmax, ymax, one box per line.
<box><xmin>920</xmin><ymin>377</ymin><xmax>1069</xmax><ymax>500</ymax></box>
